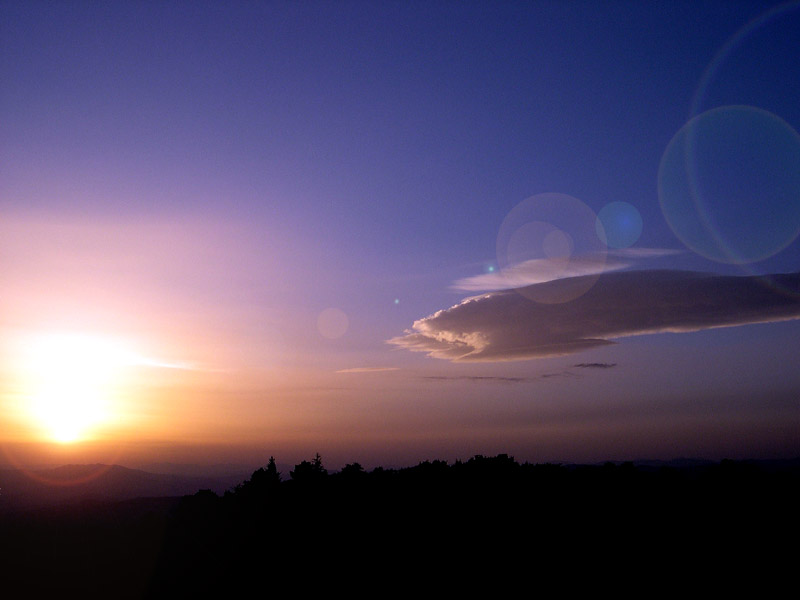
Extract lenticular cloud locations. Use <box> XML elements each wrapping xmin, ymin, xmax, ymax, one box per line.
<box><xmin>388</xmin><ymin>270</ymin><xmax>800</xmax><ymax>362</ymax></box>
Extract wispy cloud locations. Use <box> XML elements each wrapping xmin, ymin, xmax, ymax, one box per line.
<box><xmin>421</xmin><ymin>375</ymin><xmax>530</xmax><ymax>383</ymax></box>
<box><xmin>452</xmin><ymin>248</ymin><xmax>681</xmax><ymax>292</ymax></box>
<box><xmin>421</xmin><ymin>372</ymin><xmax>585</xmax><ymax>382</ymax></box>
<box><xmin>389</xmin><ymin>270</ymin><xmax>800</xmax><ymax>362</ymax></box>
<box><xmin>540</xmin><ymin>371</ymin><xmax>579</xmax><ymax>379</ymax></box>
<box><xmin>341</xmin><ymin>362</ymin><xmax>618</xmax><ymax>382</ymax></box>
<box><xmin>336</xmin><ymin>367</ymin><xmax>401</xmax><ymax>374</ymax></box>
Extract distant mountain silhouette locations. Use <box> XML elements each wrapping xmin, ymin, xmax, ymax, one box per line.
<box><xmin>0</xmin><ymin>464</ymin><xmax>242</xmax><ymax>512</ymax></box>
<box><xmin>132</xmin><ymin>461</ymin><xmax>255</xmax><ymax>478</ymax></box>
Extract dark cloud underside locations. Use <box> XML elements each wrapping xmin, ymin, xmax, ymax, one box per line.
<box><xmin>389</xmin><ymin>270</ymin><xmax>800</xmax><ymax>362</ymax></box>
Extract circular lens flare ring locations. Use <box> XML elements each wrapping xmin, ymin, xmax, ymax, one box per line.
<box><xmin>658</xmin><ymin>105</ymin><xmax>800</xmax><ymax>264</ymax></box>
<box><xmin>496</xmin><ymin>193</ymin><xmax>608</xmax><ymax>304</ymax></box>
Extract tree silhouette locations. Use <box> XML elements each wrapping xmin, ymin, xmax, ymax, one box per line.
<box><xmin>231</xmin><ymin>456</ymin><xmax>282</xmax><ymax>502</ymax></box>
<box><xmin>312</xmin><ymin>453</ymin><xmax>326</xmax><ymax>476</ymax></box>
<box><xmin>142</xmin><ymin>454</ymin><xmax>798</xmax><ymax>596</ymax></box>
<box><xmin>290</xmin><ymin>453</ymin><xmax>328</xmax><ymax>483</ymax></box>
<box><xmin>252</xmin><ymin>456</ymin><xmax>281</xmax><ymax>488</ymax></box>
<box><xmin>339</xmin><ymin>462</ymin><xmax>366</xmax><ymax>479</ymax></box>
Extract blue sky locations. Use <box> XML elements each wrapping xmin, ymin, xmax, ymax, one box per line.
<box><xmin>1</xmin><ymin>1</ymin><xmax>798</xmax><ymax>468</ymax></box>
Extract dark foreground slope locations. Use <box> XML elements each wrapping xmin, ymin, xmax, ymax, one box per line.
<box><xmin>2</xmin><ymin>456</ymin><xmax>797</xmax><ymax>597</ymax></box>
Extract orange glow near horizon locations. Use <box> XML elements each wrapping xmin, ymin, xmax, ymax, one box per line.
<box><xmin>1</xmin><ymin>325</ymin><xmax>303</xmax><ymax>452</ymax></box>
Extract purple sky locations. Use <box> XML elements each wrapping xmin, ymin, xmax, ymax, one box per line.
<box><xmin>1</xmin><ymin>1</ymin><xmax>799</xmax><ymax>470</ymax></box>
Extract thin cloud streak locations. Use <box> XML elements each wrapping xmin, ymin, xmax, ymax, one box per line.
<box><xmin>389</xmin><ymin>270</ymin><xmax>800</xmax><ymax>362</ymax></box>
<box><xmin>421</xmin><ymin>371</ymin><xmax>586</xmax><ymax>383</ymax></box>
<box><xmin>452</xmin><ymin>248</ymin><xmax>682</xmax><ymax>292</ymax></box>
<box><xmin>422</xmin><ymin>375</ymin><xmax>530</xmax><ymax>383</ymax></box>
<box><xmin>336</xmin><ymin>367</ymin><xmax>401</xmax><ymax>374</ymax></box>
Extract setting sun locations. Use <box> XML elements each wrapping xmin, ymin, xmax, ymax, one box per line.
<box><xmin>20</xmin><ymin>334</ymin><xmax>134</xmax><ymax>443</ymax></box>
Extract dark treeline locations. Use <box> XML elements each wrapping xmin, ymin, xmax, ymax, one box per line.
<box><xmin>149</xmin><ymin>454</ymin><xmax>797</xmax><ymax>596</ymax></box>
<box><xmin>2</xmin><ymin>455</ymin><xmax>797</xmax><ymax>597</ymax></box>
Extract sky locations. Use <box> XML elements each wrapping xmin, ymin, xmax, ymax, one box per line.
<box><xmin>1</xmin><ymin>0</ymin><xmax>799</xmax><ymax>472</ymax></box>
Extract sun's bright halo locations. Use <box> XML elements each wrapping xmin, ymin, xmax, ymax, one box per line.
<box><xmin>20</xmin><ymin>333</ymin><xmax>136</xmax><ymax>443</ymax></box>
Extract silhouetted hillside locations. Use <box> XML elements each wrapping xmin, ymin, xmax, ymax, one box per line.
<box><xmin>148</xmin><ymin>454</ymin><xmax>799</xmax><ymax>595</ymax></box>
<box><xmin>2</xmin><ymin>455</ymin><xmax>796</xmax><ymax>597</ymax></box>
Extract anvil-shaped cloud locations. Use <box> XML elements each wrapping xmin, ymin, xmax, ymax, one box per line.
<box><xmin>388</xmin><ymin>270</ymin><xmax>800</xmax><ymax>361</ymax></box>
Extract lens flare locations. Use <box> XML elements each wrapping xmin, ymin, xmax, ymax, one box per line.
<box><xmin>317</xmin><ymin>308</ymin><xmax>349</xmax><ymax>339</ymax></box>
<box><xmin>596</xmin><ymin>202</ymin><xmax>643</xmax><ymax>249</ymax></box>
<box><xmin>659</xmin><ymin>106</ymin><xmax>800</xmax><ymax>264</ymax></box>
<box><xmin>690</xmin><ymin>1</ymin><xmax>800</xmax><ymax>124</ymax></box>
<box><xmin>496</xmin><ymin>193</ymin><xmax>607</xmax><ymax>304</ymax></box>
